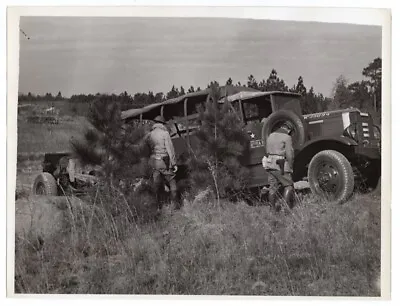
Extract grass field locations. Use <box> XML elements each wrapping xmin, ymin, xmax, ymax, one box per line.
<box><xmin>17</xmin><ymin>116</ymin><xmax>91</xmax><ymax>154</ymax></box>
<box><xmin>18</xmin><ymin>99</ymin><xmax>89</xmax><ymax>118</ymax></box>
<box><xmin>14</xmin><ymin>190</ymin><xmax>381</xmax><ymax>296</ymax></box>
<box><xmin>16</xmin><ymin>99</ymin><xmax>91</xmax><ymax>154</ymax></box>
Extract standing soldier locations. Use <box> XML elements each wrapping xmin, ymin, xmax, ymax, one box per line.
<box><xmin>147</xmin><ymin>115</ymin><xmax>180</xmax><ymax>211</ymax></box>
<box><xmin>262</xmin><ymin>122</ymin><xmax>295</xmax><ymax>211</ymax></box>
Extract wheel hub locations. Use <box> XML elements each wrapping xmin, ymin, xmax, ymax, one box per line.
<box><xmin>36</xmin><ymin>182</ymin><xmax>46</xmax><ymax>195</ymax></box>
<box><xmin>317</xmin><ymin>163</ymin><xmax>339</xmax><ymax>193</ymax></box>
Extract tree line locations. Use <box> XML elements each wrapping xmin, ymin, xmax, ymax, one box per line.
<box><xmin>329</xmin><ymin>58</ymin><xmax>382</xmax><ymax>113</ymax></box>
<box><xmin>18</xmin><ymin>57</ymin><xmax>381</xmax><ymax>116</ymax></box>
<box><xmin>18</xmin><ymin>91</ymin><xmax>65</xmax><ymax>102</ymax></box>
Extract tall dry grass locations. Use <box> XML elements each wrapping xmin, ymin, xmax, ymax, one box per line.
<box><xmin>14</xmin><ymin>187</ymin><xmax>381</xmax><ymax>296</ymax></box>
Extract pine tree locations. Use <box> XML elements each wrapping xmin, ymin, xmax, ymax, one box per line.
<box><xmin>348</xmin><ymin>81</ymin><xmax>372</xmax><ymax>110</ymax></box>
<box><xmin>70</xmin><ymin>95</ymin><xmax>151</xmax><ymax>185</ymax></box>
<box><xmin>187</xmin><ymin>82</ymin><xmax>250</xmax><ymax>202</ymax></box>
<box><xmin>166</xmin><ymin>85</ymin><xmax>180</xmax><ymax>99</ymax></box>
<box><xmin>362</xmin><ymin>57</ymin><xmax>382</xmax><ymax>111</ymax></box>
<box><xmin>45</xmin><ymin>92</ymin><xmax>54</xmax><ymax>101</ymax></box>
<box><xmin>295</xmin><ymin>76</ymin><xmax>307</xmax><ymax>96</ymax></box>
<box><xmin>294</xmin><ymin>76</ymin><xmax>317</xmax><ymax>114</ymax></box>
<box><xmin>264</xmin><ymin>69</ymin><xmax>288</xmax><ymax>91</ymax></box>
<box><xmin>330</xmin><ymin>75</ymin><xmax>351</xmax><ymax>110</ymax></box>
<box><xmin>247</xmin><ymin>75</ymin><xmax>259</xmax><ymax>89</ymax></box>
<box><xmin>302</xmin><ymin>86</ymin><xmax>322</xmax><ymax>114</ymax></box>
<box><xmin>70</xmin><ymin>95</ymin><xmax>156</xmax><ymax>221</ymax></box>
<box><xmin>155</xmin><ymin>92</ymin><xmax>164</xmax><ymax>103</ymax></box>
<box><xmin>147</xmin><ymin>91</ymin><xmax>156</xmax><ymax>105</ymax></box>
<box><xmin>258</xmin><ymin>79</ymin><xmax>267</xmax><ymax>91</ymax></box>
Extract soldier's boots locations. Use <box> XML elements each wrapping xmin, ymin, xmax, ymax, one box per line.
<box><xmin>269</xmin><ymin>186</ymin><xmax>295</xmax><ymax>211</ymax></box>
<box><xmin>283</xmin><ymin>186</ymin><xmax>295</xmax><ymax>209</ymax></box>
<box><xmin>171</xmin><ymin>190</ymin><xmax>181</xmax><ymax>210</ymax></box>
<box><xmin>153</xmin><ymin>186</ymin><xmax>163</xmax><ymax>210</ymax></box>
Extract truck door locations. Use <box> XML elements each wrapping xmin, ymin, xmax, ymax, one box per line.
<box><xmin>240</xmin><ymin>95</ymin><xmax>273</xmax><ymax>188</ymax></box>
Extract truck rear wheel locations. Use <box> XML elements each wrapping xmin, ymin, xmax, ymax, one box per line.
<box><xmin>32</xmin><ymin>172</ymin><xmax>58</xmax><ymax>196</ymax></box>
<box><xmin>308</xmin><ymin>150</ymin><xmax>354</xmax><ymax>204</ymax></box>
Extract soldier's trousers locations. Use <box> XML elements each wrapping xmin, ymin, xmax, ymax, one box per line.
<box><xmin>267</xmin><ymin>170</ymin><xmax>294</xmax><ymax>210</ymax></box>
<box><xmin>149</xmin><ymin>156</ymin><xmax>178</xmax><ymax>209</ymax></box>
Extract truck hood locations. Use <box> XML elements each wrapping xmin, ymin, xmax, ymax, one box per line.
<box><xmin>302</xmin><ymin>108</ymin><xmax>360</xmax><ymax>123</ymax></box>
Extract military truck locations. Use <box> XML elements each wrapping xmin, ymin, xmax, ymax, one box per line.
<box><xmin>121</xmin><ymin>85</ymin><xmax>381</xmax><ymax>204</ymax></box>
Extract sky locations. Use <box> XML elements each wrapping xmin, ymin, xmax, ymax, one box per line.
<box><xmin>18</xmin><ymin>17</ymin><xmax>382</xmax><ymax>98</ymax></box>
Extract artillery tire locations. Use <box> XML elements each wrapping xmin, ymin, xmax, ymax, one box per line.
<box><xmin>32</xmin><ymin>172</ymin><xmax>58</xmax><ymax>196</ymax></box>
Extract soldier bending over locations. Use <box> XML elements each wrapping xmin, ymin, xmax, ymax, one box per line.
<box><xmin>262</xmin><ymin>122</ymin><xmax>295</xmax><ymax>211</ymax></box>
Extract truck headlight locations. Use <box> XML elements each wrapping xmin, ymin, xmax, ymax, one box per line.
<box><xmin>343</xmin><ymin>123</ymin><xmax>358</xmax><ymax>142</ymax></box>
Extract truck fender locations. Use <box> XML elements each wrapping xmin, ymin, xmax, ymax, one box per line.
<box><xmin>298</xmin><ymin>136</ymin><xmax>358</xmax><ymax>152</ymax></box>
<box><xmin>291</xmin><ymin>136</ymin><xmax>358</xmax><ymax>182</ymax></box>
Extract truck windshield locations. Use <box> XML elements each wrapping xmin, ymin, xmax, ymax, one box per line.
<box><xmin>241</xmin><ymin>95</ymin><xmax>272</xmax><ymax>124</ymax></box>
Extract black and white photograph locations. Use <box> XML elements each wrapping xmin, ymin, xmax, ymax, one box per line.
<box><xmin>7</xmin><ymin>5</ymin><xmax>391</xmax><ymax>298</ymax></box>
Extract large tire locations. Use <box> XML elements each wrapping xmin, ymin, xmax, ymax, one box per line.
<box><xmin>261</xmin><ymin>109</ymin><xmax>307</xmax><ymax>148</ymax></box>
<box><xmin>32</xmin><ymin>172</ymin><xmax>58</xmax><ymax>196</ymax></box>
<box><xmin>308</xmin><ymin>150</ymin><xmax>354</xmax><ymax>204</ymax></box>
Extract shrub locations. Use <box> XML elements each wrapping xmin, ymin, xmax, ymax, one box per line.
<box><xmin>187</xmin><ymin>82</ymin><xmax>251</xmax><ymax>201</ymax></box>
<box><xmin>70</xmin><ymin>95</ymin><xmax>156</xmax><ymax>222</ymax></box>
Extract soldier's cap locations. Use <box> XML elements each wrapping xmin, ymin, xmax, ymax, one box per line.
<box><xmin>279</xmin><ymin>122</ymin><xmax>293</xmax><ymax>132</ymax></box>
<box><xmin>153</xmin><ymin>115</ymin><xmax>166</xmax><ymax>124</ymax></box>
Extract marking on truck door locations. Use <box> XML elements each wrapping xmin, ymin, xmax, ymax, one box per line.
<box><xmin>342</xmin><ymin>112</ymin><xmax>350</xmax><ymax>130</ymax></box>
<box><xmin>250</xmin><ymin>139</ymin><xmax>263</xmax><ymax>148</ymax></box>
<box><xmin>308</xmin><ymin>120</ymin><xmax>323</xmax><ymax>125</ymax></box>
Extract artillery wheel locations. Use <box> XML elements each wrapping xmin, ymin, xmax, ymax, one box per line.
<box><xmin>32</xmin><ymin>172</ymin><xmax>58</xmax><ymax>196</ymax></box>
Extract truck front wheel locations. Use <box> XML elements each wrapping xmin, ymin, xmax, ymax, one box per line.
<box><xmin>308</xmin><ymin>150</ymin><xmax>354</xmax><ymax>204</ymax></box>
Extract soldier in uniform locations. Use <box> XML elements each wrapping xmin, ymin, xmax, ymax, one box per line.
<box><xmin>262</xmin><ymin>122</ymin><xmax>295</xmax><ymax>211</ymax></box>
<box><xmin>147</xmin><ymin>115</ymin><xmax>180</xmax><ymax>211</ymax></box>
